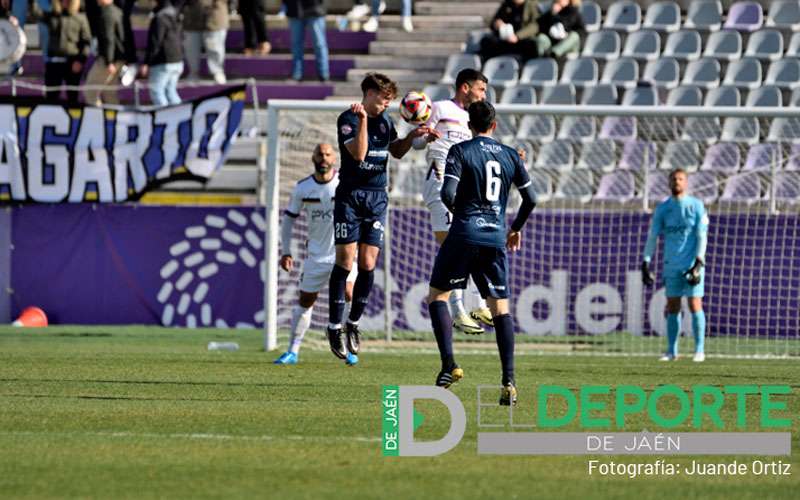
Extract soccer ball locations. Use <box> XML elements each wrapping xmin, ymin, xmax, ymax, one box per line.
<box><xmin>399</xmin><ymin>91</ymin><xmax>432</xmax><ymax>124</ymax></box>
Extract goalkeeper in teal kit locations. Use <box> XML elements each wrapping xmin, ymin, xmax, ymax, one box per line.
<box><xmin>641</xmin><ymin>168</ymin><xmax>709</xmax><ymax>362</ymax></box>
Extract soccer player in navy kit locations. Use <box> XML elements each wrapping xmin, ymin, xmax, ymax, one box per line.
<box><xmin>327</xmin><ymin>73</ymin><xmax>439</xmax><ymax>359</ymax></box>
<box><xmin>428</xmin><ymin>101</ymin><xmax>537</xmax><ymax>406</ymax></box>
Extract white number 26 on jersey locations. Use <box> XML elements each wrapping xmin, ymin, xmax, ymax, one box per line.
<box><xmin>335</xmin><ymin>223</ymin><xmax>348</xmax><ymax>239</ymax></box>
<box><xmin>485</xmin><ymin>160</ymin><xmax>502</xmax><ymax>201</ymax></box>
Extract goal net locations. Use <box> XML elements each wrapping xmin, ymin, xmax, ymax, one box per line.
<box><xmin>263</xmin><ymin>98</ymin><xmax>800</xmax><ymax>359</ymax></box>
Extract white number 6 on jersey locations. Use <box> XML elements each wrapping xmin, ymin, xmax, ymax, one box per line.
<box><xmin>485</xmin><ymin>160</ymin><xmax>502</xmax><ymax>201</ymax></box>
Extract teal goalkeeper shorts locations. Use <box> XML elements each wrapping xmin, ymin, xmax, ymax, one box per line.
<box><xmin>664</xmin><ymin>268</ymin><xmax>705</xmax><ymax>298</ymax></box>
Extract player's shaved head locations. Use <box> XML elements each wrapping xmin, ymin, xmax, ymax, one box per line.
<box><xmin>312</xmin><ymin>143</ymin><xmax>335</xmax><ymax>176</ymax></box>
<box><xmin>468</xmin><ymin>101</ymin><xmax>496</xmax><ymax>134</ymax></box>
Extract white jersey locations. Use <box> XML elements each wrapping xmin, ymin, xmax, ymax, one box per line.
<box><xmin>424</xmin><ymin>99</ymin><xmax>472</xmax><ymax>164</ymax></box>
<box><xmin>283</xmin><ymin>172</ymin><xmax>339</xmax><ymax>264</ymax></box>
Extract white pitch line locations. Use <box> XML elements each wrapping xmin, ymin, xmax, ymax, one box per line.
<box><xmin>0</xmin><ymin>430</ymin><xmax>381</xmax><ymax>444</ymax></box>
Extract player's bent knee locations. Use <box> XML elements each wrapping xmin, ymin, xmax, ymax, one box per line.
<box><xmin>487</xmin><ymin>298</ymin><xmax>509</xmax><ymax>317</ymax></box>
<box><xmin>665</xmin><ymin>297</ymin><xmax>682</xmax><ymax>314</ymax></box>
<box><xmin>688</xmin><ymin>297</ymin><xmax>703</xmax><ymax>313</ymax></box>
<box><xmin>427</xmin><ymin>287</ymin><xmax>450</xmax><ymax>304</ymax></box>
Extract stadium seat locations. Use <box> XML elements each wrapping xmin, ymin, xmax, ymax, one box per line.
<box><xmin>581</xmin><ymin>30</ymin><xmax>622</xmax><ymax>60</ymax></box>
<box><xmin>703</xmin><ymin>30</ymin><xmax>743</xmax><ymax>61</ymax></box>
<box><xmin>513</xmin><ymin>140</ymin><xmax>535</xmax><ymax>167</ymax></box>
<box><xmin>702</xmin><ymin>142</ymin><xmax>741</xmax><ymax>172</ymax></box>
<box><xmin>642</xmin><ymin>58</ymin><xmax>680</xmax><ymax>89</ymax></box>
<box><xmin>482</xmin><ymin>56</ymin><xmax>519</xmax><ymax>88</ymax></box>
<box><xmin>684</xmin><ymin>0</ymin><xmax>723</xmax><ymax>31</ymax></box>
<box><xmin>622</xmin><ymin>30</ymin><xmax>661</xmax><ymax>60</ymax></box>
<box><xmin>765</xmin><ymin>0</ymin><xmax>800</xmax><ymax>31</ymax></box>
<box><xmin>689</xmin><ymin>170</ymin><xmax>721</xmax><ymax>203</ymax></box>
<box><xmin>535</xmin><ymin>140</ymin><xmax>575</xmax><ymax>171</ymax></box>
<box><xmin>743</xmin><ymin>29</ymin><xmax>784</xmax><ymax>61</ymax></box>
<box><xmin>559</xmin><ymin>57</ymin><xmax>599</xmax><ymax>88</ymax></box>
<box><xmin>768</xmin><ymin>117</ymin><xmax>800</xmax><ymax>142</ymax></box>
<box><xmin>594</xmin><ymin>170</ymin><xmax>637</xmax><ymax>203</ymax></box>
<box><xmin>764</xmin><ymin>59</ymin><xmax>800</xmax><ymax>89</ymax></box>
<box><xmin>465</xmin><ymin>29</ymin><xmax>490</xmax><ymax>54</ymax></box>
<box><xmin>528</xmin><ymin>169</ymin><xmax>555</xmax><ymax>203</ymax></box>
<box><xmin>642</xmin><ymin>1</ymin><xmax>681</xmax><ymax>32</ymax></box>
<box><xmin>746</xmin><ymin>85</ymin><xmax>782</xmax><ymax>107</ymax></box>
<box><xmin>618</xmin><ymin>140</ymin><xmax>657</xmax><ymax>170</ymax></box>
<box><xmin>500</xmin><ymin>84</ymin><xmax>537</xmax><ymax>104</ymax></box>
<box><xmin>680</xmin><ymin>85</ymin><xmax>740</xmax><ymax>143</ymax></box>
<box><xmin>519</xmin><ymin>58</ymin><xmax>558</xmax><ymax>87</ymax></box>
<box><xmin>666</xmin><ymin>85</ymin><xmax>703</xmax><ymax>106</ymax></box>
<box><xmin>786</xmin><ymin>32</ymin><xmax>800</xmax><ymax>57</ymax></box>
<box><xmin>775</xmin><ymin>172</ymin><xmax>800</xmax><ymax>203</ymax></box>
<box><xmin>599</xmin><ymin>116</ymin><xmax>636</xmax><ymax>141</ymax></box>
<box><xmin>603</xmin><ymin>1</ymin><xmax>642</xmax><ymax>32</ymax></box>
<box><xmin>647</xmin><ymin>171</ymin><xmax>672</xmax><ymax>200</ymax></box>
<box><xmin>600</xmin><ymin>57</ymin><xmax>639</xmax><ymax>89</ymax></box>
<box><xmin>485</xmin><ymin>85</ymin><xmax>498</xmax><ymax>103</ymax></box>
<box><xmin>662</xmin><ymin>30</ymin><xmax>702</xmax><ymax>61</ymax></box>
<box><xmin>660</xmin><ymin>141</ymin><xmax>701</xmax><ymax>171</ymax></box>
<box><xmin>554</xmin><ymin>169</ymin><xmax>595</xmax><ymax>203</ymax></box>
<box><xmin>580</xmin><ymin>1</ymin><xmax>602</xmax><ymax>32</ymax></box>
<box><xmin>440</xmin><ymin>53</ymin><xmax>481</xmax><ymax>84</ymax></box>
<box><xmin>722</xmin><ymin>58</ymin><xmax>762</xmax><ymax>89</ymax></box>
<box><xmin>557</xmin><ymin>84</ymin><xmax>618</xmax><ymax>143</ymax></box>
<box><xmin>516</xmin><ymin>84</ymin><xmax>575</xmax><ymax>142</ymax></box>
<box><xmin>724</xmin><ymin>1</ymin><xmax>764</xmax><ymax>32</ymax></box>
<box><xmin>681</xmin><ymin>58</ymin><xmax>721</xmax><ymax>89</ymax></box>
<box><xmin>582</xmin><ymin>83</ymin><xmax>619</xmax><ymax>105</ymax></box>
<box><xmin>720</xmin><ymin>173</ymin><xmax>763</xmax><ymax>203</ymax></box>
<box><xmin>541</xmin><ymin>83</ymin><xmax>577</xmax><ymax>104</ymax></box>
<box><xmin>720</xmin><ymin>116</ymin><xmax>760</xmax><ymax>144</ymax></box>
<box><xmin>742</xmin><ymin>143</ymin><xmax>782</xmax><ymax>172</ymax></box>
<box><xmin>423</xmin><ymin>84</ymin><xmax>452</xmax><ymax>102</ymax></box>
<box><xmin>577</xmin><ymin>139</ymin><xmax>617</xmax><ymax>171</ymax></box>
<box><xmin>622</xmin><ymin>85</ymin><xmax>658</xmax><ymax>105</ymax></box>
<box><xmin>788</xmin><ymin>144</ymin><xmax>800</xmax><ymax>170</ymax></box>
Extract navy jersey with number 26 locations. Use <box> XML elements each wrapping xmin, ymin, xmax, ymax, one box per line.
<box><xmin>337</xmin><ymin>109</ymin><xmax>398</xmax><ymax>191</ymax></box>
<box><xmin>444</xmin><ymin>136</ymin><xmax>531</xmax><ymax>248</ymax></box>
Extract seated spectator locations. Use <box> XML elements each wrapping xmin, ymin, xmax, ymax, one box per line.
<box><xmin>479</xmin><ymin>0</ymin><xmax>540</xmax><ymax>62</ymax></box>
<box><xmin>35</xmin><ymin>0</ymin><xmax>92</xmax><ymax>103</ymax></box>
<box><xmin>183</xmin><ymin>0</ymin><xmax>228</xmax><ymax>84</ymax></box>
<box><xmin>141</xmin><ymin>0</ymin><xmax>184</xmax><ymax>106</ymax></box>
<box><xmin>239</xmin><ymin>0</ymin><xmax>270</xmax><ymax>55</ymax></box>
<box><xmin>535</xmin><ymin>0</ymin><xmax>585</xmax><ymax>59</ymax></box>
<box><xmin>83</xmin><ymin>0</ymin><xmax>125</xmax><ymax>106</ymax></box>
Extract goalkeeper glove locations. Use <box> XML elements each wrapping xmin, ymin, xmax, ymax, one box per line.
<box><xmin>641</xmin><ymin>261</ymin><xmax>654</xmax><ymax>286</ymax></box>
<box><xmin>684</xmin><ymin>258</ymin><xmax>704</xmax><ymax>286</ymax></box>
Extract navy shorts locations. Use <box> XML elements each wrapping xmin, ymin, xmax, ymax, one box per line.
<box><xmin>429</xmin><ymin>237</ymin><xmax>509</xmax><ymax>299</ymax></box>
<box><xmin>334</xmin><ymin>188</ymin><xmax>388</xmax><ymax>247</ymax></box>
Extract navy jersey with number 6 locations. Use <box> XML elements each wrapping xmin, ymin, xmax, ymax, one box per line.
<box><xmin>337</xmin><ymin>109</ymin><xmax>398</xmax><ymax>191</ymax></box>
<box><xmin>444</xmin><ymin>136</ymin><xmax>531</xmax><ymax>248</ymax></box>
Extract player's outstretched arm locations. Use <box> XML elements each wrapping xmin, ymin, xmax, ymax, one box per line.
<box><xmin>389</xmin><ymin>126</ymin><xmax>438</xmax><ymax>159</ymax></box>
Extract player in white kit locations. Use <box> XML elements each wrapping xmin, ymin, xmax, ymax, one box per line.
<box><xmin>415</xmin><ymin>68</ymin><xmax>493</xmax><ymax>334</ymax></box>
<box><xmin>275</xmin><ymin>143</ymin><xmax>357</xmax><ymax>365</ymax></box>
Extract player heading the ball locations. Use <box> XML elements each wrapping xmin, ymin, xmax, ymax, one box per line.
<box><xmin>427</xmin><ymin>101</ymin><xmax>537</xmax><ymax>406</ymax></box>
<box><xmin>326</xmin><ymin>73</ymin><xmax>439</xmax><ymax>360</ymax></box>
<box><xmin>642</xmin><ymin>168</ymin><xmax>709</xmax><ymax>363</ymax></box>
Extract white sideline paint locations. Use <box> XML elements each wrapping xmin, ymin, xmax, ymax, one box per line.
<box><xmin>0</xmin><ymin>430</ymin><xmax>381</xmax><ymax>444</ymax></box>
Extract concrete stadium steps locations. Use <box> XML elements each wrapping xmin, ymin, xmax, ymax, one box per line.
<box><xmin>375</xmin><ymin>29</ymin><xmax>472</xmax><ymax>43</ymax></box>
<box><xmin>368</xmin><ymin>41</ymin><xmax>464</xmax><ymax>57</ymax></box>
<box><xmin>415</xmin><ymin>2</ymin><xmax>497</xmax><ymax>19</ymax></box>
<box><xmin>345</xmin><ymin>68</ymin><xmax>442</xmax><ymax>83</ymax></box>
<box><xmin>354</xmin><ymin>55</ymin><xmax>449</xmax><ymax>71</ymax></box>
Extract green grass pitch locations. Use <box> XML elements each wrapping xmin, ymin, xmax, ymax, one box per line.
<box><xmin>0</xmin><ymin>326</ymin><xmax>797</xmax><ymax>499</ymax></box>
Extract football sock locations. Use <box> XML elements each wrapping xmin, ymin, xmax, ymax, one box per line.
<box><xmin>327</xmin><ymin>264</ymin><xmax>350</xmax><ymax>329</ymax></box>
<box><xmin>666</xmin><ymin>312</ymin><xmax>681</xmax><ymax>356</ymax></box>
<box><xmin>289</xmin><ymin>305</ymin><xmax>313</xmax><ymax>354</ymax></box>
<box><xmin>692</xmin><ymin>310</ymin><xmax>706</xmax><ymax>354</ymax></box>
<box><xmin>429</xmin><ymin>300</ymin><xmax>455</xmax><ymax>370</ymax></box>
<box><xmin>348</xmin><ymin>268</ymin><xmax>374</xmax><ymax>323</ymax></box>
<box><xmin>448</xmin><ymin>289</ymin><xmax>467</xmax><ymax>316</ymax></box>
<box><xmin>494</xmin><ymin>314</ymin><xmax>515</xmax><ymax>386</ymax></box>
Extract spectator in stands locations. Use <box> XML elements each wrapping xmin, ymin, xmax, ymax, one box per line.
<box><xmin>35</xmin><ymin>0</ymin><xmax>92</xmax><ymax>103</ymax></box>
<box><xmin>9</xmin><ymin>0</ymin><xmax>52</xmax><ymax>76</ymax></box>
<box><xmin>534</xmin><ymin>0</ymin><xmax>584</xmax><ymax>59</ymax></box>
<box><xmin>479</xmin><ymin>0</ymin><xmax>540</xmax><ymax>62</ymax></box>
<box><xmin>363</xmin><ymin>0</ymin><xmax>413</xmax><ymax>33</ymax></box>
<box><xmin>239</xmin><ymin>0</ymin><xmax>270</xmax><ymax>55</ymax></box>
<box><xmin>83</xmin><ymin>0</ymin><xmax>125</xmax><ymax>106</ymax></box>
<box><xmin>183</xmin><ymin>0</ymin><xmax>229</xmax><ymax>84</ymax></box>
<box><xmin>141</xmin><ymin>0</ymin><xmax>184</xmax><ymax>105</ymax></box>
<box><xmin>114</xmin><ymin>0</ymin><xmax>138</xmax><ymax>78</ymax></box>
<box><xmin>285</xmin><ymin>0</ymin><xmax>329</xmax><ymax>82</ymax></box>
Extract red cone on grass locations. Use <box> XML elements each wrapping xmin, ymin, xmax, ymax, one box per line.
<box><xmin>12</xmin><ymin>306</ymin><xmax>48</xmax><ymax>327</ymax></box>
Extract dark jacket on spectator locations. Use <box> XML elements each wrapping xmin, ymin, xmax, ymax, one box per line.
<box><xmin>145</xmin><ymin>1</ymin><xmax>184</xmax><ymax>65</ymax></box>
<box><xmin>182</xmin><ymin>0</ymin><xmax>229</xmax><ymax>31</ymax></box>
<box><xmin>35</xmin><ymin>0</ymin><xmax>92</xmax><ymax>59</ymax></box>
<box><xmin>284</xmin><ymin>0</ymin><xmax>326</xmax><ymax>19</ymax></box>
<box><xmin>490</xmin><ymin>0</ymin><xmax>540</xmax><ymax>41</ymax></box>
<box><xmin>97</xmin><ymin>3</ymin><xmax>126</xmax><ymax>63</ymax></box>
<box><xmin>537</xmin><ymin>4</ymin><xmax>586</xmax><ymax>40</ymax></box>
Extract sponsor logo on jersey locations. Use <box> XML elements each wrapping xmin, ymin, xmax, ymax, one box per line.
<box><xmin>476</xmin><ymin>218</ymin><xmax>499</xmax><ymax>229</ymax></box>
<box><xmin>311</xmin><ymin>208</ymin><xmax>334</xmax><ymax>221</ymax></box>
<box><xmin>373</xmin><ymin>221</ymin><xmax>385</xmax><ymax>231</ymax></box>
<box><xmin>449</xmin><ymin>278</ymin><xmax>466</xmax><ymax>284</ymax></box>
<box><xmin>479</xmin><ymin>142</ymin><xmax>502</xmax><ymax>153</ymax></box>
<box><xmin>487</xmin><ymin>282</ymin><xmax>506</xmax><ymax>291</ymax></box>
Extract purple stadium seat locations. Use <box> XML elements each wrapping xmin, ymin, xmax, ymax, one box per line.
<box><xmin>742</xmin><ymin>143</ymin><xmax>782</xmax><ymax>172</ymax></box>
<box><xmin>577</xmin><ymin>139</ymin><xmax>617</xmax><ymax>171</ymax></box>
<box><xmin>599</xmin><ymin>116</ymin><xmax>636</xmax><ymax>141</ymax></box>
<box><xmin>724</xmin><ymin>1</ymin><xmax>764</xmax><ymax>32</ymax></box>
<box><xmin>534</xmin><ymin>140</ymin><xmax>575</xmax><ymax>171</ymax></box>
<box><xmin>720</xmin><ymin>173</ymin><xmax>763</xmax><ymax>203</ymax></box>
<box><xmin>688</xmin><ymin>171</ymin><xmax>721</xmax><ymax>204</ymax></box>
<box><xmin>702</xmin><ymin>143</ymin><xmax>741</xmax><ymax>172</ymax></box>
<box><xmin>786</xmin><ymin>144</ymin><xmax>800</xmax><ymax>171</ymax></box>
<box><xmin>594</xmin><ymin>171</ymin><xmax>637</xmax><ymax>203</ymax></box>
<box><xmin>660</xmin><ymin>141</ymin><xmax>701</xmax><ymax>171</ymax></box>
<box><xmin>618</xmin><ymin>140</ymin><xmax>657</xmax><ymax>170</ymax></box>
<box><xmin>775</xmin><ymin>172</ymin><xmax>800</xmax><ymax>203</ymax></box>
<box><xmin>555</xmin><ymin>170</ymin><xmax>595</xmax><ymax>203</ymax></box>
<box><xmin>647</xmin><ymin>173</ymin><xmax>672</xmax><ymax>200</ymax></box>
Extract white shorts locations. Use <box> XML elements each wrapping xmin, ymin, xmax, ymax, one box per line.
<box><xmin>423</xmin><ymin>159</ymin><xmax>452</xmax><ymax>233</ymax></box>
<box><xmin>299</xmin><ymin>260</ymin><xmax>357</xmax><ymax>293</ymax></box>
